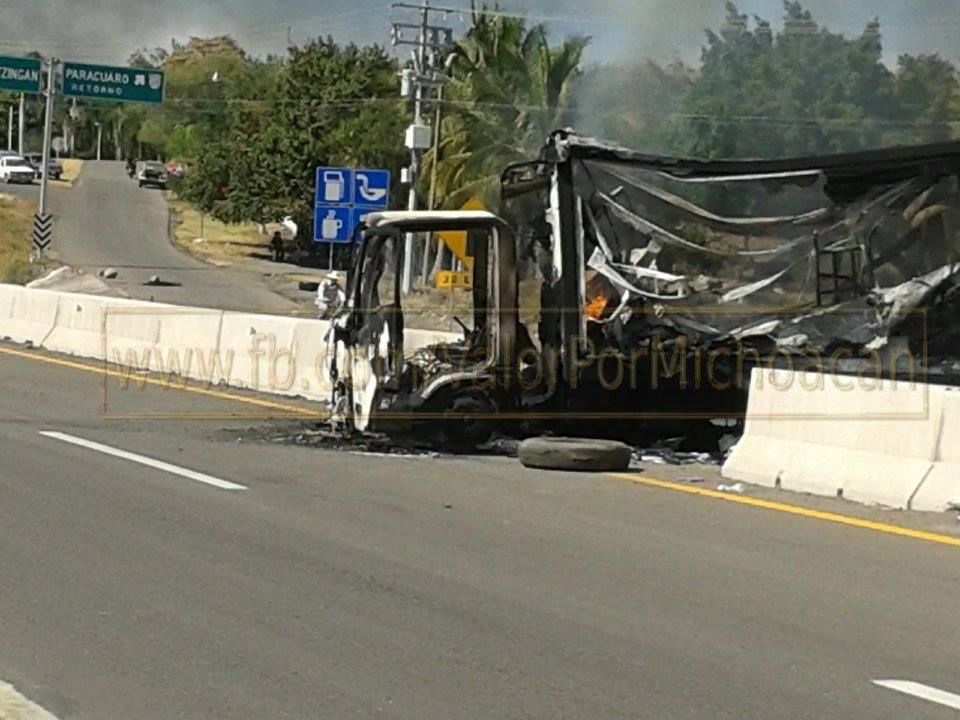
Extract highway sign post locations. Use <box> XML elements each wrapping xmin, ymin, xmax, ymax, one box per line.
<box><xmin>62</xmin><ymin>62</ymin><xmax>165</xmax><ymax>103</ymax></box>
<box><xmin>0</xmin><ymin>55</ymin><xmax>41</xmax><ymax>94</ymax></box>
<box><xmin>314</xmin><ymin>166</ymin><xmax>391</xmax><ymax>268</ymax></box>
<box><xmin>38</xmin><ymin>60</ymin><xmax>56</xmax><ymax>219</ymax></box>
<box><xmin>32</xmin><ymin>212</ymin><xmax>53</xmax><ymax>255</ymax></box>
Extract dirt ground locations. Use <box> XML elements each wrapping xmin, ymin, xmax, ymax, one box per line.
<box><xmin>168</xmin><ymin>197</ymin><xmax>270</xmax><ymax>262</ymax></box>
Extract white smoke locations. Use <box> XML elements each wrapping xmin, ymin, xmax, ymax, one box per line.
<box><xmin>0</xmin><ymin>0</ymin><xmax>956</xmax><ymax>66</ymax></box>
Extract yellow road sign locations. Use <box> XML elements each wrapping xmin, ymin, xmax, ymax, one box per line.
<box><xmin>436</xmin><ymin>271</ymin><xmax>472</xmax><ymax>289</ymax></box>
<box><xmin>436</xmin><ymin>197</ymin><xmax>484</xmax><ymax>269</ymax></box>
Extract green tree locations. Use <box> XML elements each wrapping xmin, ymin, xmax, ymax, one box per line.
<box><xmin>675</xmin><ymin>1</ymin><xmax>959</xmax><ymax>158</ymax></box>
<box><xmin>180</xmin><ymin>37</ymin><xmax>407</xmax><ymax>235</ymax></box>
<box><xmin>135</xmin><ymin>36</ymin><xmax>280</xmax><ymax>161</ymax></box>
<box><xmin>892</xmin><ymin>54</ymin><xmax>959</xmax><ymax>142</ymax></box>
<box><xmin>426</xmin><ymin>7</ymin><xmax>589</xmax><ymax>209</ymax></box>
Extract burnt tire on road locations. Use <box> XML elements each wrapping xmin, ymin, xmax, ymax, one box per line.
<box><xmin>518</xmin><ymin>437</ymin><xmax>632</xmax><ymax>472</ymax></box>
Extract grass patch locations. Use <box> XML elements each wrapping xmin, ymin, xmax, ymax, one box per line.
<box><xmin>168</xmin><ymin>196</ymin><xmax>268</xmax><ymax>261</ymax></box>
<box><xmin>0</xmin><ymin>194</ymin><xmax>41</xmax><ymax>284</ymax></box>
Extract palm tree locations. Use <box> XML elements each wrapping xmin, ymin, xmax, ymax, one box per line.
<box><xmin>424</xmin><ymin>7</ymin><xmax>589</xmax><ymax>211</ymax></box>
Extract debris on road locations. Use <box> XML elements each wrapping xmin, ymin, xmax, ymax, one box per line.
<box><xmin>632</xmin><ymin>438</ymin><xmax>717</xmax><ymax>466</ymax></box>
<box><xmin>143</xmin><ymin>275</ymin><xmax>181</xmax><ymax>287</ymax></box>
<box><xmin>0</xmin><ymin>680</ymin><xmax>60</xmax><ymax>720</ymax></box>
<box><xmin>27</xmin><ymin>266</ymin><xmax>72</xmax><ymax>288</ymax></box>
<box><xmin>27</xmin><ymin>266</ymin><xmax>112</xmax><ymax>294</ymax></box>
<box><xmin>518</xmin><ymin>437</ymin><xmax>632</xmax><ymax>472</ymax></box>
<box><xmin>717</xmin><ymin>483</ymin><xmax>746</xmax><ymax>494</ymax></box>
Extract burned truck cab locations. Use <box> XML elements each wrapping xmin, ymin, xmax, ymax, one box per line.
<box><xmin>330</xmin><ymin>210</ymin><xmax>518</xmax><ymax>441</ymax></box>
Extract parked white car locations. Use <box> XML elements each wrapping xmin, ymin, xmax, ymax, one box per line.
<box><xmin>0</xmin><ymin>156</ymin><xmax>36</xmax><ymax>184</ymax></box>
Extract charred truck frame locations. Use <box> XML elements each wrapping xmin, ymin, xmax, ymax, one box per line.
<box><xmin>329</xmin><ymin>130</ymin><xmax>960</xmax><ymax>443</ymax></box>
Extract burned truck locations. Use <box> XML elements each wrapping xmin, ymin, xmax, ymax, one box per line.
<box><xmin>327</xmin><ymin>130</ymin><xmax>960</xmax><ymax>444</ymax></box>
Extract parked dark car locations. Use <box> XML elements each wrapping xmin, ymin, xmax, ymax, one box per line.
<box><xmin>23</xmin><ymin>153</ymin><xmax>63</xmax><ymax>180</ymax></box>
<box><xmin>138</xmin><ymin>161</ymin><xmax>167</xmax><ymax>189</ymax></box>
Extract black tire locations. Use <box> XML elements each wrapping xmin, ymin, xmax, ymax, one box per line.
<box><xmin>518</xmin><ymin>437</ymin><xmax>632</xmax><ymax>472</ymax></box>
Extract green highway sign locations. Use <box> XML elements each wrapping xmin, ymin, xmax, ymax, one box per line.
<box><xmin>0</xmin><ymin>55</ymin><xmax>42</xmax><ymax>93</ymax></box>
<box><xmin>62</xmin><ymin>62</ymin><xmax>164</xmax><ymax>103</ymax></box>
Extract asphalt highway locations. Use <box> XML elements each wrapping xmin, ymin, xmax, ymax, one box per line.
<box><xmin>5</xmin><ymin>162</ymin><xmax>295</xmax><ymax>312</ymax></box>
<box><xmin>1</xmin><ymin>340</ymin><xmax>959</xmax><ymax>718</ymax></box>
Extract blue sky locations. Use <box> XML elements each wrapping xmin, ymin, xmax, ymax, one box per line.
<box><xmin>2</xmin><ymin>0</ymin><xmax>958</xmax><ymax>67</ymax></box>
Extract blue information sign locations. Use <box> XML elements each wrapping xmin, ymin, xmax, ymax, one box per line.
<box><xmin>314</xmin><ymin>166</ymin><xmax>390</xmax><ymax>244</ymax></box>
<box><xmin>314</xmin><ymin>206</ymin><xmax>353</xmax><ymax>244</ymax></box>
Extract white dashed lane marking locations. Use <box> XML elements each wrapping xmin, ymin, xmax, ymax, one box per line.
<box><xmin>873</xmin><ymin>679</ymin><xmax>960</xmax><ymax>711</ymax></box>
<box><xmin>39</xmin><ymin>431</ymin><xmax>246</xmax><ymax>491</ymax></box>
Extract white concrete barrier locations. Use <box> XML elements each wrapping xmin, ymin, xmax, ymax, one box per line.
<box><xmin>0</xmin><ymin>284</ymin><xmax>475</xmax><ymax>409</ymax></box>
<box><xmin>911</xmin><ymin>388</ymin><xmax>960</xmax><ymax>512</ymax></box>
<box><xmin>147</xmin><ymin>307</ymin><xmax>225</xmax><ymax>380</ymax></box>
<box><xmin>102</xmin><ymin>297</ymin><xmax>168</xmax><ymax>370</ymax></box>
<box><xmin>723</xmin><ymin>368</ymin><xmax>946</xmax><ymax>510</ymax></box>
<box><xmin>43</xmin><ymin>293</ymin><xmax>116</xmax><ymax>357</ymax></box>
<box><xmin>217</xmin><ymin>312</ymin><xmax>331</xmax><ymax>401</ymax></box>
<box><xmin>0</xmin><ymin>285</ymin><xmax>58</xmax><ymax>346</ymax></box>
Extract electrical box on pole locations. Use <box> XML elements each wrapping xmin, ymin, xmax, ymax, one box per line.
<box><xmin>405</xmin><ymin>123</ymin><xmax>432</xmax><ymax>150</ymax></box>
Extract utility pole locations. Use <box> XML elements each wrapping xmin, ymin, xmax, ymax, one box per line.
<box><xmin>95</xmin><ymin>121</ymin><xmax>102</xmax><ymax>161</ymax></box>
<box><xmin>391</xmin><ymin>1</ymin><xmax>455</xmax><ymax>294</ymax></box>
<box><xmin>17</xmin><ymin>93</ymin><xmax>25</xmax><ymax>155</ymax></box>
<box><xmin>6</xmin><ymin>105</ymin><xmax>12</xmax><ymax>151</ymax></box>
<box><xmin>421</xmin><ymin>84</ymin><xmax>444</xmax><ymax>286</ymax></box>
<box><xmin>38</xmin><ymin>59</ymin><xmax>56</xmax><ymax>216</ymax></box>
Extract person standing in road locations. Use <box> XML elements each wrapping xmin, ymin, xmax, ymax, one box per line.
<box><xmin>271</xmin><ymin>231</ymin><xmax>285</xmax><ymax>263</ymax></box>
<box><xmin>315</xmin><ymin>272</ymin><xmax>346</xmax><ymax>319</ymax></box>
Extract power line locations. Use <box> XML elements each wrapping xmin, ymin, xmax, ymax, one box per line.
<box><xmin>126</xmin><ymin>96</ymin><xmax>960</xmax><ymax>129</ymax></box>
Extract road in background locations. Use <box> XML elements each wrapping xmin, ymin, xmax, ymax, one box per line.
<box><xmin>1</xmin><ymin>342</ymin><xmax>959</xmax><ymax>719</ymax></box>
<box><xmin>4</xmin><ymin>162</ymin><xmax>296</xmax><ymax>313</ymax></box>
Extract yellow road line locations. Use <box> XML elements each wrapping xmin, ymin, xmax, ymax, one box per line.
<box><xmin>9</xmin><ymin>343</ymin><xmax>956</xmax><ymax>548</ymax></box>
<box><xmin>610</xmin><ymin>473</ymin><xmax>960</xmax><ymax>549</ymax></box>
<box><xmin>0</xmin><ymin>344</ymin><xmax>325</xmax><ymax>417</ymax></box>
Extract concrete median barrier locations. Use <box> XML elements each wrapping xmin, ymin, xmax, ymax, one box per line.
<box><xmin>723</xmin><ymin>368</ymin><xmax>946</xmax><ymax>509</ymax></box>
<box><xmin>910</xmin><ymin>387</ymin><xmax>960</xmax><ymax>512</ymax></box>
<box><xmin>40</xmin><ymin>293</ymin><xmax>114</xmax><ymax>357</ymax></box>
<box><xmin>0</xmin><ymin>283</ymin><xmax>474</xmax><ymax>407</ymax></box>
<box><xmin>217</xmin><ymin>312</ymin><xmax>331</xmax><ymax>401</ymax></box>
<box><xmin>44</xmin><ymin>294</ymin><xmax>171</xmax><ymax>363</ymax></box>
<box><xmin>0</xmin><ymin>285</ymin><xmax>58</xmax><ymax>346</ymax></box>
<box><xmin>147</xmin><ymin>307</ymin><xmax>225</xmax><ymax>381</ymax></box>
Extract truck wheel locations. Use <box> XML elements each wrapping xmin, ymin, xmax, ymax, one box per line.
<box><xmin>518</xmin><ymin>437</ymin><xmax>632</xmax><ymax>472</ymax></box>
<box><xmin>436</xmin><ymin>391</ymin><xmax>496</xmax><ymax>449</ymax></box>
